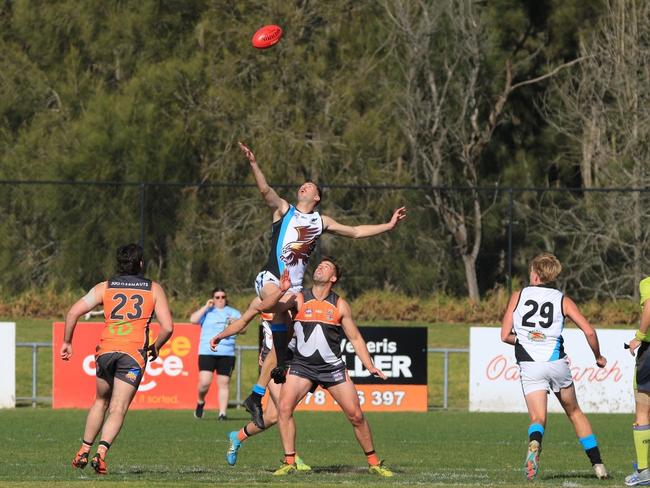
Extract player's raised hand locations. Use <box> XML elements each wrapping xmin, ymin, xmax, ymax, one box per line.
<box><xmin>368</xmin><ymin>366</ymin><xmax>387</xmax><ymax>380</ymax></box>
<box><xmin>60</xmin><ymin>342</ymin><xmax>73</xmax><ymax>361</ymax></box>
<box><xmin>238</xmin><ymin>142</ymin><xmax>257</xmax><ymax>165</ymax></box>
<box><xmin>388</xmin><ymin>207</ymin><xmax>407</xmax><ymax>230</ymax></box>
<box><xmin>210</xmin><ymin>335</ymin><xmax>221</xmax><ymax>351</ymax></box>
<box><xmin>280</xmin><ymin>269</ymin><xmax>291</xmax><ymax>292</ymax></box>
<box><xmin>596</xmin><ymin>355</ymin><xmax>607</xmax><ymax>368</ymax></box>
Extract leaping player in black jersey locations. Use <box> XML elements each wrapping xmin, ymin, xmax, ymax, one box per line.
<box><xmin>211</xmin><ymin>142</ymin><xmax>406</xmax><ymax>430</ymax></box>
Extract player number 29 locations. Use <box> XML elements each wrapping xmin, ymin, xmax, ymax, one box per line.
<box><xmin>521</xmin><ymin>300</ymin><xmax>554</xmax><ymax>328</ymax></box>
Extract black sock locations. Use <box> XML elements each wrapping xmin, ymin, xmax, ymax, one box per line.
<box><xmin>271</xmin><ymin>330</ymin><xmax>288</xmax><ymax>369</ymax></box>
<box><xmin>585</xmin><ymin>446</ymin><xmax>602</xmax><ymax>465</ymax></box>
<box><xmin>529</xmin><ymin>431</ymin><xmax>543</xmax><ymax>445</ymax></box>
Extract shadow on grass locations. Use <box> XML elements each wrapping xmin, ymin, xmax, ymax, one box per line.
<box><xmin>261</xmin><ymin>464</ymin><xmax>402</xmax><ymax>475</ymax></box>
<box><xmin>542</xmin><ymin>472</ymin><xmax>608</xmax><ymax>480</ymax></box>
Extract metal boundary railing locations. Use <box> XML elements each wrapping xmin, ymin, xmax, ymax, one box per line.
<box><xmin>428</xmin><ymin>347</ymin><xmax>469</xmax><ymax>410</ymax></box>
<box><xmin>15</xmin><ymin>343</ymin><xmax>469</xmax><ymax>409</ymax></box>
<box><xmin>16</xmin><ymin>342</ymin><xmax>51</xmax><ymax>407</ymax></box>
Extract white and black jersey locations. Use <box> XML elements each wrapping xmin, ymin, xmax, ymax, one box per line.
<box><xmin>291</xmin><ymin>290</ymin><xmax>345</xmax><ymax>374</ymax></box>
<box><xmin>512</xmin><ymin>285</ymin><xmax>566</xmax><ymax>363</ymax></box>
<box><xmin>263</xmin><ymin>205</ymin><xmax>323</xmax><ymax>290</ymax></box>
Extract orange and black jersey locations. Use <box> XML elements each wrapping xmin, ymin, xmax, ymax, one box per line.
<box><xmin>292</xmin><ymin>289</ymin><xmax>344</xmax><ymax>372</ymax></box>
<box><xmin>97</xmin><ymin>275</ymin><xmax>155</xmax><ymax>368</ymax></box>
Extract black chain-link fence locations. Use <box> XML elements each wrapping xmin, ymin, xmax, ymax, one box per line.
<box><xmin>2</xmin><ymin>180</ymin><xmax>649</xmax><ymax>301</ymax></box>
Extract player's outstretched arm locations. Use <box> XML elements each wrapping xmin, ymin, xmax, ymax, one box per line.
<box><xmin>500</xmin><ymin>291</ymin><xmax>520</xmax><ymax>345</ymax></box>
<box><xmin>61</xmin><ymin>283</ymin><xmax>105</xmax><ymax>360</ymax></box>
<box><xmin>210</xmin><ymin>270</ymin><xmax>294</xmax><ymax>349</ymax></box>
<box><xmin>564</xmin><ymin>296</ymin><xmax>606</xmax><ymax>367</ymax></box>
<box><xmin>322</xmin><ymin>207</ymin><xmax>406</xmax><ymax>239</ymax></box>
<box><xmin>238</xmin><ymin>142</ymin><xmax>289</xmax><ymax>215</ymax></box>
<box><xmin>339</xmin><ymin>298</ymin><xmax>387</xmax><ymax>379</ymax></box>
<box><xmin>150</xmin><ymin>283</ymin><xmax>174</xmax><ymax>360</ymax></box>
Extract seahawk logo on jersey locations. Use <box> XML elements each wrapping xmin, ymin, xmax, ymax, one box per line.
<box><xmin>528</xmin><ymin>331</ymin><xmax>546</xmax><ymax>342</ymax></box>
<box><xmin>281</xmin><ymin>226</ymin><xmax>320</xmax><ymax>267</ymax></box>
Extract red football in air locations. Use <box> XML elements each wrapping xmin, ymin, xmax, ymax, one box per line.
<box><xmin>252</xmin><ymin>25</ymin><xmax>283</xmax><ymax>49</ymax></box>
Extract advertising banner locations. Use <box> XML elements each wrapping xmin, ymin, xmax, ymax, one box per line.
<box><xmin>292</xmin><ymin>326</ymin><xmax>428</xmax><ymax>412</ymax></box>
<box><xmin>469</xmin><ymin>327</ymin><xmax>634</xmax><ymax>413</ymax></box>
<box><xmin>52</xmin><ymin>322</ymin><xmax>217</xmax><ymax>409</ymax></box>
<box><xmin>0</xmin><ymin>322</ymin><xmax>16</xmax><ymax>408</ymax></box>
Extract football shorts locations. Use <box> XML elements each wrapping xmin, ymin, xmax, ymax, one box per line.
<box><xmin>636</xmin><ymin>342</ymin><xmax>650</xmax><ymax>392</ymax></box>
<box><xmin>254</xmin><ymin>270</ymin><xmax>302</xmax><ymax>297</ymax></box>
<box><xmin>96</xmin><ymin>351</ymin><xmax>146</xmax><ymax>388</ymax></box>
<box><xmin>198</xmin><ymin>355</ymin><xmax>236</xmax><ymax>376</ymax></box>
<box><xmin>519</xmin><ymin>357</ymin><xmax>573</xmax><ymax>396</ymax></box>
<box><xmin>288</xmin><ymin>359</ymin><xmax>347</xmax><ymax>392</ymax></box>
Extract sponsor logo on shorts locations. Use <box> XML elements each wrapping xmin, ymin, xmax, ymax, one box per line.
<box><xmin>125</xmin><ymin>368</ymin><xmax>141</xmax><ymax>383</ymax></box>
<box><xmin>331</xmin><ymin>369</ymin><xmax>344</xmax><ymax>381</ymax></box>
<box><xmin>528</xmin><ymin>331</ymin><xmax>546</xmax><ymax>342</ymax></box>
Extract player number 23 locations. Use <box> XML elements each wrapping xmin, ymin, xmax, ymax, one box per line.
<box><xmin>110</xmin><ymin>293</ymin><xmax>144</xmax><ymax>320</ymax></box>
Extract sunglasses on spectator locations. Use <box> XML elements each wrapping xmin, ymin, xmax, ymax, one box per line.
<box><xmin>214</xmin><ymin>295</ymin><xmax>226</xmax><ymax>299</ymax></box>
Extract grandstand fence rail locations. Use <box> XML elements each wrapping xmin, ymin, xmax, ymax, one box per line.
<box><xmin>15</xmin><ymin>343</ymin><xmax>468</xmax><ymax>410</ymax></box>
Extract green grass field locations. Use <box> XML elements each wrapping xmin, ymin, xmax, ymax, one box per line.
<box><xmin>4</xmin><ymin>318</ymin><xmax>638</xmax><ymax>487</ymax></box>
<box><xmin>0</xmin><ymin>408</ymin><xmax>636</xmax><ymax>487</ymax></box>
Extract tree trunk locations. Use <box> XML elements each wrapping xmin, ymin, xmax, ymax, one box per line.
<box><xmin>462</xmin><ymin>253</ymin><xmax>480</xmax><ymax>304</ymax></box>
<box><xmin>633</xmin><ymin>189</ymin><xmax>641</xmax><ymax>302</ymax></box>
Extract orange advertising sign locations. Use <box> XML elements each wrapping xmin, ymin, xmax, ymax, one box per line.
<box><xmin>52</xmin><ymin>322</ymin><xmax>216</xmax><ymax>409</ymax></box>
<box><xmin>289</xmin><ymin>384</ymin><xmax>427</xmax><ymax>412</ymax></box>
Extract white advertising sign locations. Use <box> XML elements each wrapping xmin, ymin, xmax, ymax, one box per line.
<box><xmin>469</xmin><ymin>327</ymin><xmax>634</xmax><ymax>413</ymax></box>
<box><xmin>0</xmin><ymin>322</ymin><xmax>16</xmax><ymax>408</ymax></box>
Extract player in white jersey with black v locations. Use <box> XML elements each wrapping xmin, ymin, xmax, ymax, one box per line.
<box><xmin>501</xmin><ymin>253</ymin><xmax>608</xmax><ymax>481</ymax></box>
<box><xmin>211</xmin><ymin>142</ymin><xmax>406</xmax><ymax>431</ymax></box>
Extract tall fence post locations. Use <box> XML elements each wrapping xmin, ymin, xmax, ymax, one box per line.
<box><xmin>31</xmin><ymin>344</ymin><xmax>38</xmax><ymax>408</ymax></box>
<box><xmin>507</xmin><ymin>188</ymin><xmax>513</xmax><ymax>294</ymax></box>
<box><xmin>443</xmin><ymin>350</ymin><xmax>449</xmax><ymax>410</ymax></box>
<box><xmin>139</xmin><ymin>183</ymin><xmax>146</xmax><ymax>249</ymax></box>
<box><xmin>236</xmin><ymin>346</ymin><xmax>243</xmax><ymax>407</ymax></box>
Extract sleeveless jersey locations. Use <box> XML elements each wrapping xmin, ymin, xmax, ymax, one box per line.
<box><xmin>292</xmin><ymin>290</ymin><xmax>344</xmax><ymax>373</ymax></box>
<box><xmin>263</xmin><ymin>205</ymin><xmax>323</xmax><ymax>289</ymax></box>
<box><xmin>97</xmin><ymin>275</ymin><xmax>155</xmax><ymax>368</ymax></box>
<box><xmin>512</xmin><ymin>285</ymin><xmax>566</xmax><ymax>362</ymax></box>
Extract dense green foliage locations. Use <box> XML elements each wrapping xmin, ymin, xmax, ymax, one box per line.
<box><xmin>8</xmin><ymin>0</ymin><xmax>646</xmax><ymax>304</ymax></box>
